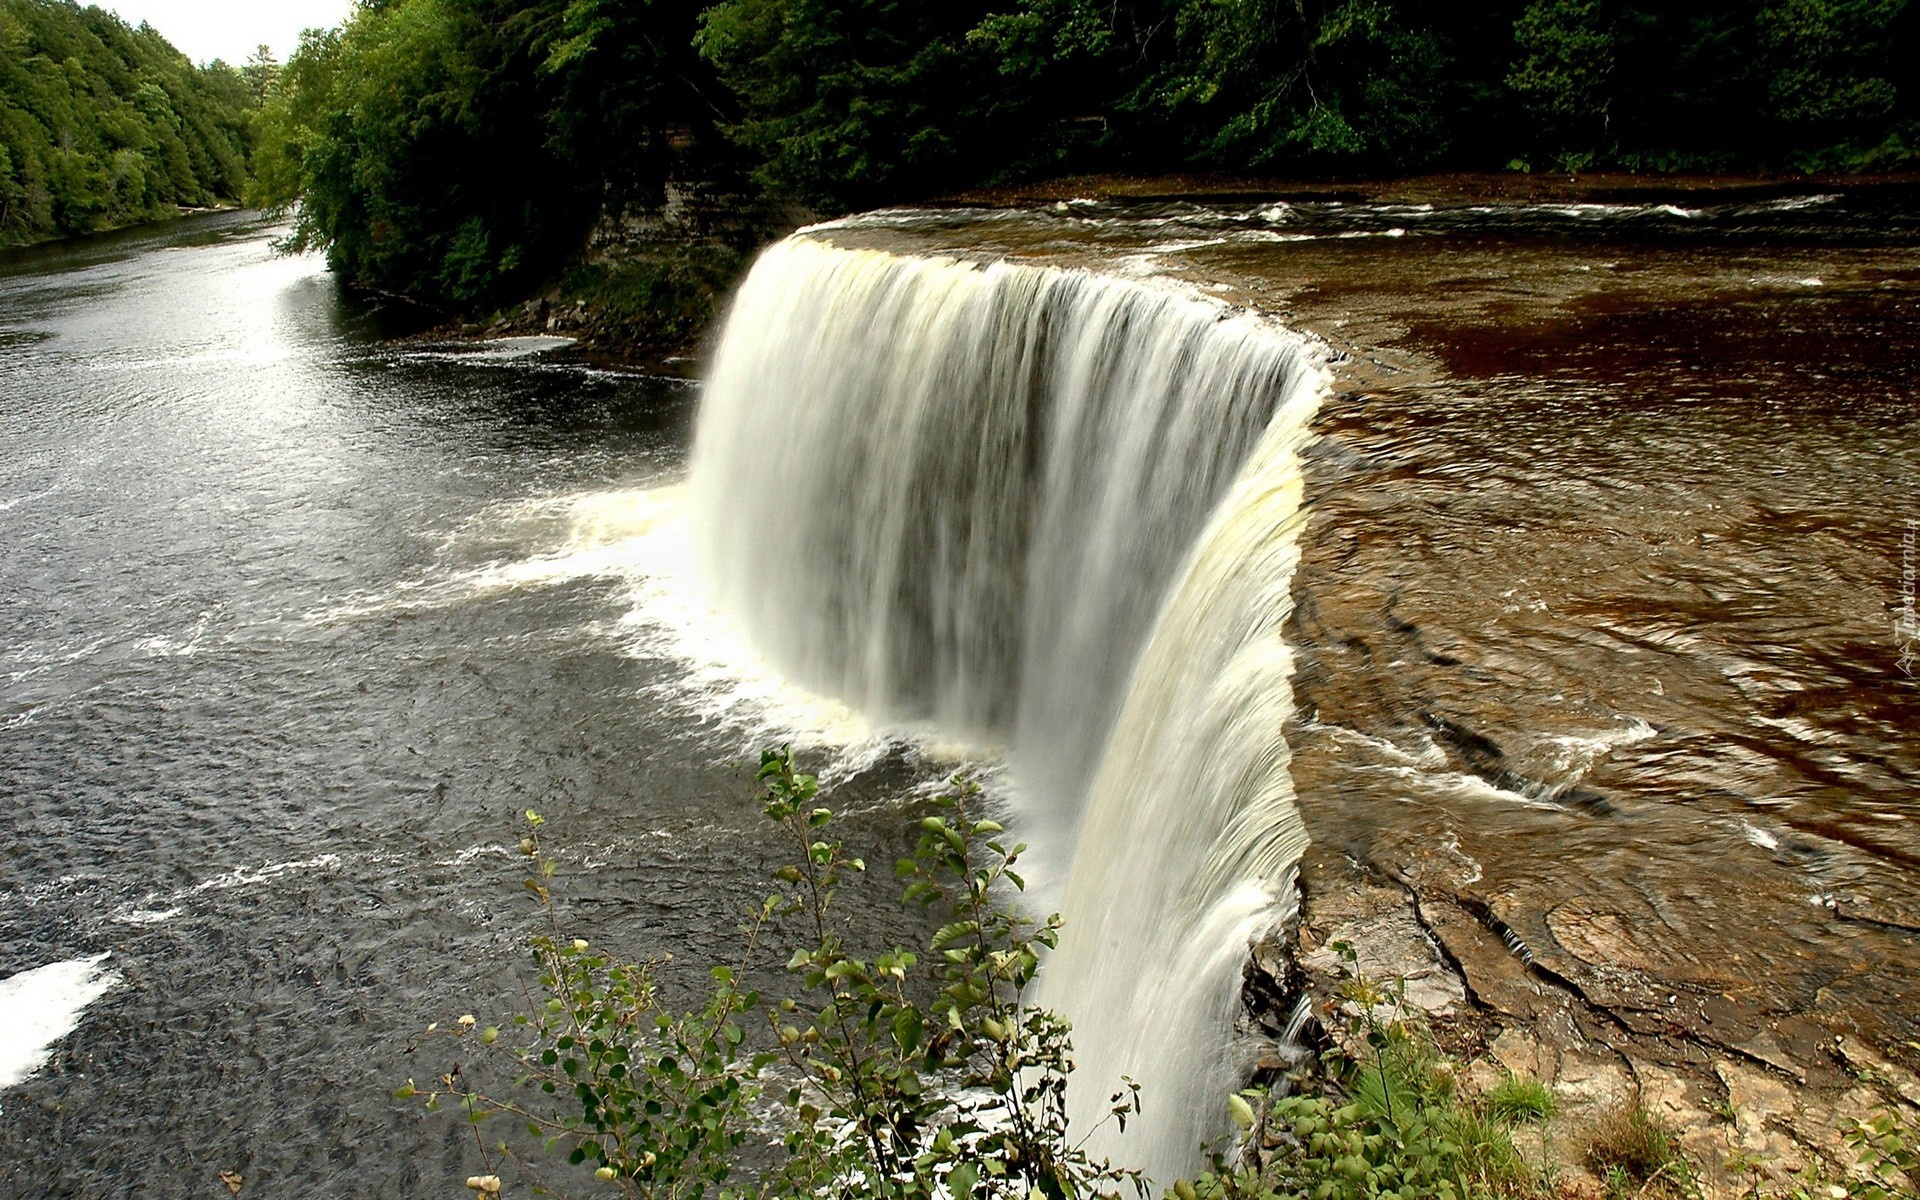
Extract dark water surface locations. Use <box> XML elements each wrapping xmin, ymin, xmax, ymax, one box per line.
<box><xmin>0</xmin><ymin>214</ymin><xmax>928</xmax><ymax>1197</ymax></box>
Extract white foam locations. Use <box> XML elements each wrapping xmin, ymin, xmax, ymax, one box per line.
<box><xmin>1534</xmin><ymin>717</ymin><xmax>1658</xmax><ymax>782</ymax></box>
<box><xmin>1368</xmin><ymin>762</ymin><xmax>1562</xmax><ymax>811</ymax></box>
<box><xmin>1740</xmin><ymin>821</ymin><xmax>1781</xmax><ymax>851</ymax></box>
<box><xmin>136</xmin><ymin>611</ymin><xmax>216</xmax><ymax>658</ymax></box>
<box><xmin>187</xmin><ymin>854</ymin><xmax>343</xmax><ymax>896</ymax></box>
<box><xmin>111</xmin><ymin>907</ymin><xmax>183</xmax><ymax>926</ymax></box>
<box><xmin>0</xmin><ymin>954</ymin><xmax>121</xmax><ymax>1095</ymax></box>
<box><xmin>107</xmin><ymin>853</ymin><xmax>348</xmax><ymax>927</ymax></box>
<box><xmin>306</xmin><ymin>484</ymin><xmax>905</xmax><ymax>767</ymax></box>
<box><xmin>477</xmin><ymin>335</ymin><xmax>576</xmax><ymax>358</ymax></box>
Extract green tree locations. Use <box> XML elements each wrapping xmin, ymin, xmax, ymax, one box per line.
<box><xmin>1507</xmin><ymin>0</ymin><xmax>1615</xmax><ymax>158</ymax></box>
<box><xmin>248</xmin><ymin>0</ymin><xmax>733</xmax><ymax>306</ymax></box>
<box><xmin>242</xmin><ymin>0</ymin><xmax>1920</xmax><ymax>314</ymax></box>
<box><xmin>1758</xmin><ymin>0</ymin><xmax>1912</xmax><ymax>166</ymax></box>
<box><xmin>694</xmin><ymin>0</ymin><xmax>1038</xmax><ymax>209</ymax></box>
<box><xmin>0</xmin><ymin>0</ymin><xmax>255</xmax><ymax>246</ymax></box>
<box><xmin>1161</xmin><ymin>0</ymin><xmax>1455</xmax><ymax>170</ymax></box>
<box><xmin>238</xmin><ymin>44</ymin><xmax>280</xmax><ymax>105</ymax></box>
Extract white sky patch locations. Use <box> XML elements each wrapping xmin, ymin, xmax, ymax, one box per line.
<box><xmin>0</xmin><ymin>954</ymin><xmax>121</xmax><ymax>1096</ymax></box>
<box><xmin>105</xmin><ymin>1</ymin><xmax>356</xmax><ymax>66</ymax></box>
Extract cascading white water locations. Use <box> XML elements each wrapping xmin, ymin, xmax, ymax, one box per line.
<box><xmin>691</xmin><ymin>234</ymin><xmax>1325</xmax><ymax>1181</ymax></box>
<box><xmin>1035</xmin><ymin>403</ymin><xmax>1317</xmax><ymax>1177</ymax></box>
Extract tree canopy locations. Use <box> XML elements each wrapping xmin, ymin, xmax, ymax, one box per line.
<box><xmin>239</xmin><ymin>0</ymin><xmax>1917</xmax><ymax>305</ymax></box>
<box><xmin>0</xmin><ymin>0</ymin><xmax>258</xmax><ymax>246</ymax></box>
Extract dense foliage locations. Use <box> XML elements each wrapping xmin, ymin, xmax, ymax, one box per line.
<box><xmin>248</xmin><ymin>0</ymin><xmax>1915</xmax><ymax>304</ymax></box>
<box><xmin>0</xmin><ymin>0</ymin><xmax>258</xmax><ymax>246</ymax></box>
<box><xmin>248</xmin><ymin>0</ymin><xmax>732</xmax><ymax>307</ymax></box>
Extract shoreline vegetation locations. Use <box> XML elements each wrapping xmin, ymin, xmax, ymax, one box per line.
<box><xmin>8</xmin><ymin>0</ymin><xmax>1916</xmax><ymax>349</ymax></box>
<box><xmin>0</xmin><ymin>0</ymin><xmax>266</xmax><ymax>248</ymax></box>
<box><xmin>229</xmin><ymin>0</ymin><xmax>1914</xmax><ymax>347</ymax></box>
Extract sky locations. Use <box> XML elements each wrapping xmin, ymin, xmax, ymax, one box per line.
<box><xmin>105</xmin><ymin>1</ymin><xmax>358</xmax><ymax>67</ymax></box>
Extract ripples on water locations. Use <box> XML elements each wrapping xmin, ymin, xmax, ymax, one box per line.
<box><xmin>0</xmin><ymin>215</ymin><xmax>936</xmax><ymax>1195</ymax></box>
<box><xmin>2</xmin><ymin>189</ymin><xmax>1917</xmax><ymax>1193</ymax></box>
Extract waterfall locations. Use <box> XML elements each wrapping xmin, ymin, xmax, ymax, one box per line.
<box><xmin>691</xmin><ymin>234</ymin><xmax>1325</xmax><ymax>1181</ymax></box>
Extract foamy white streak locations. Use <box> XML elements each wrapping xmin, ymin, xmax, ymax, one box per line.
<box><xmin>1042</xmin><ymin>397</ymin><xmax>1319</xmax><ymax>1180</ymax></box>
<box><xmin>0</xmin><ymin>954</ymin><xmax>120</xmax><ymax>1094</ymax></box>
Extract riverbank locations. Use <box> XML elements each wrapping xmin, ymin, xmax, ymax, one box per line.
<box><xmin>402</xmin><ymin>179</ymin><xmax>799</xmax><ymax>373</ymax></box>
<box><xmin>0</xmin><ymin>203</ymin><xmax>250</xmax><ymax>255</ymax></box>
<box><xmin>1251</xmin><ymin>850</ymin><xmax>1919</xmax><ymax>1198</ymax></box>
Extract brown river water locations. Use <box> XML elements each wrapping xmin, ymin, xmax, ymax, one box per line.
<box><xmin>811</xmin><ymin>187</ymin><xmax>1920</xmax><ymax>1155</ymax></box>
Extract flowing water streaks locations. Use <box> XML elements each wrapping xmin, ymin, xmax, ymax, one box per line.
<box><xmin>693</xmin><ymin>234</ymin><xmax>1326</xmax><ymax>1178</ymax></box>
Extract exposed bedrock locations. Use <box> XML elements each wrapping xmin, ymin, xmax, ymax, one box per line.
<box><xmin>1250</xmin><ymin>286</ymin><xmax>1920</xmax><ymax>1192</ymax></box>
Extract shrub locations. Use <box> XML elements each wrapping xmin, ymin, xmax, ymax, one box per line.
<box><xmin>1184</xmin><ymin>955</ymin><xmax>1548</xmax><ymax>1200</ymax></box>
<box><xmin>1838</xmin><ymin>1107</ymin><xmax>1919</xmax><ymax>1200</ymax></box>
<box><xmin>406</xmin><ymin>748</ymin><xmax>1143</xmax><ymax>1198</ymax></box>
<box><xmin>560</xmin><ymin>245</ymin><xmax>748</xmax><ymax>351</ymax></box>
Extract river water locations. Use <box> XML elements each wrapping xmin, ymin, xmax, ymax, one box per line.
<box><xmin>3</xmin><ymin>189</ymin><xmax>1918</xmax><ymax>1194</ymax></box>
<box><xmin>0</xmin><ymin>213</ymin><xmax>939</xmax><ymax>1196</ymax></box>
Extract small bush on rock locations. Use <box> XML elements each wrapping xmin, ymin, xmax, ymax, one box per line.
<box><xmin>1183</xmin><ymin>958</ymin><xmax>1545</xmax><ymax>1200</ymax></box>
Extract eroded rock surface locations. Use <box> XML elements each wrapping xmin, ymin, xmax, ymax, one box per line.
<box><xmin>811</xmin><ymin>190</ymin><xmax>1920</xmax><ymax>1193</ymax></box>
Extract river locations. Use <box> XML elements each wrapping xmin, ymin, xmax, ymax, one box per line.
<box><xmin>3</xmin><ymin>189</ymin><xmax>1918</xmax><ymax>1194</ymax></box>
<box><xmin>0</xmin><ymin>213</ymin><xmax>938</xmax><ymax>1196</ymax></box>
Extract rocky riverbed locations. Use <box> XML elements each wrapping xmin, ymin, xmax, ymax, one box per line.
<box><xmin>800</xmin><ymin>182</ymin><xmax>1920</xmax><ymax>1194</ymax></box>
<box><xmin>1229</xmin><ymin>185</ymin><xmax>1920</xmax><ymax>1195</ymax></box>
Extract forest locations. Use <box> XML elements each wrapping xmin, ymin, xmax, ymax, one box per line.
<box><xmin>245</xmin><ymin>0</ymin><xmax>1916</xmax><ymax>310</ymax></box>
<box><xmin>7</xmin><ymin>0</ymin><xmax>1914</xmax><ymax>304</ymax></box>
<box><xmin>0</xmin><ymin>0</ymin><xmax>266</xmax><ymax>247</ymax></box>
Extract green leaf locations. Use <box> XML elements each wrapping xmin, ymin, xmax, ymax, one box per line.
<box><xmin>948</xmin><ymin>1162</ymin><xmax>978</xmax><ymax>1199</ymax></box>
<box><xmin>1229</xmin><ymin>1092</ymin><xmax>1256</xmax><ymax>1129</ymax></box>
<box><xmin>892</xmin><ymin>1006</ymin><xmax>923</xmax><ymax>1053</ymax></box>
<box><xmin>930</xmin><ymin>920</ymin><xmax>978</xmax><ymax>950</ymax></box>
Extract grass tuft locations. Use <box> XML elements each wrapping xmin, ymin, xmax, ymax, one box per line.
<box><xmin>1586</xmin><ymin>1104</ymin><xmax>1691</xmax><ymax>1197</ymax></box>
<box><xmin>1486</xmin><ymin>1075</ymin><xmax>1557</xmax><ymax>1125</ymax></box>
